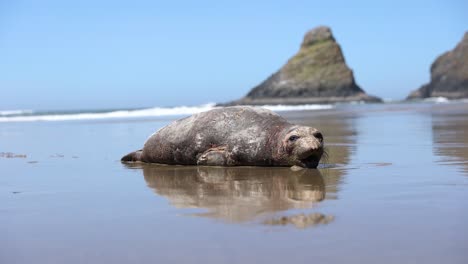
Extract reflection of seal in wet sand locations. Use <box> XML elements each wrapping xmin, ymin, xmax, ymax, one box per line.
<box><xmin>125</xmin><ymin>164</ymin><xmax>333</xmax><ymax>224</ymax></box>
<box><xmin>264</xmin><ymin>213</ymin><xmax>334</xmax><ymax>229</ymax></box>
<box><xmin>122</xmin><ymin>106</ymin><xmax>324</xmax><ymax>168</ymax></box>
<box><xmin>0</xmin><ymin>152</ymin><xmax>26</xmax><ymax>158</ymax></box>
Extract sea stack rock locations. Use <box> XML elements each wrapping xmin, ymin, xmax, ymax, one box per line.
<box><xmin>224</xmin><ymin>26</ymin><xmax>381</xmax><ymax>105</ymax></box>
<box><xmin>407</xmin><ymin>32</ymin><xmax>468</xmax><ymax>100</ymax></box>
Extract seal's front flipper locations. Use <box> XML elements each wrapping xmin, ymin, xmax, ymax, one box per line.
<box><xmin>121</xmin><ymin>150</ymin><xmax>143</xmax><ymax>162</ymax></box>
<box><xmin>197</xmin><ymin>146</ymin><xmax>233</xmax><ymax>166</ymax></box>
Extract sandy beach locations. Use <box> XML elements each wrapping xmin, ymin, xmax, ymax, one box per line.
<box><xmin>1</xmin><ymin>102</ymin><xmax>467</xmax><ymax>263</ymax></box>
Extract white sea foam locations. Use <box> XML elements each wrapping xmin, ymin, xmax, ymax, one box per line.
<box><xmin>424</xmin><ymin>97</ymin><xmax>450</xmax><ymax>103</ymax></box>
<box><xmin>0</xmin><ymin>109</ymin><xmax>34</xmax><ymax>116</ymax></box>
<box><xmin>259</xmin><ymin>104</ymin><xmax>333</xmax><ymax>112</ymax></box>
<box><xmin>0</xmin><ymin>103</ymin><xmax>333</xmax><ymax>123</ymax></box>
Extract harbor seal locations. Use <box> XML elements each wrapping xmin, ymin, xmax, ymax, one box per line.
<box><xmin>121</xmin><ymin>106</ymin><xmax>324</xmax><ymax>168</ymax></box>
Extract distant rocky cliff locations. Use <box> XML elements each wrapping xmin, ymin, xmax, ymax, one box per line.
<box><xmin>408</xmin><ymin>32</ymin><xmax>468</xmax><ymax>100</ymax></box>
<box><xmin>223</xmin><ymin>26</ymin><xmax>381</xmax><ymax>105</ymax></box>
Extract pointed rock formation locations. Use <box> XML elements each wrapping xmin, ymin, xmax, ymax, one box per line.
<box><xmin>408</xmin><ymin>32</ymin><xmax>468</xmax><ymax>100</ymax></box>
<box><xmin>224</xmin><ymin>26</ymin><xmax>381</xmax><ymax>105</ymax></box>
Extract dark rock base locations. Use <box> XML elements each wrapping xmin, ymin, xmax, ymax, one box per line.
<box><xmin>219</xmin><ymin>93</ymin><xmax>382</xmax><ymax>106</ymax></box>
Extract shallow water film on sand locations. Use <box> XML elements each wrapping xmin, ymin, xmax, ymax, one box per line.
<box><xmin>1</xmin><ymin>102</ymin><xmax>467</xmax><ymax>263</ymax></box>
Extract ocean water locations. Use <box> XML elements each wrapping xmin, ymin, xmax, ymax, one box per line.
<box><xmin>1</xmin><ymin>101</ymin><xmax>467</xmax><ymax>263</ymax></box>
<box><xmin>1</xmin><ymin>97</ymin><xmax>463</xmax><ymax>123</ymax></box>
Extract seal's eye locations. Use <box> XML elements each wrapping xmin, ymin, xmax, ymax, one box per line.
<box><xmin>288</xmin><ymin>135</ymin><xmax>299</xmax><ymax>142</ymax></box>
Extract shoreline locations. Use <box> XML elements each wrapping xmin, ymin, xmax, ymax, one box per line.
<box><xmin>1</xmin><ymin>99</ymin><xmax>467</xmax><ymax>123</ymax></box>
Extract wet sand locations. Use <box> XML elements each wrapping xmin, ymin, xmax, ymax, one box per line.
<box><xmin>1</xmin><ymin>102</ymin><xmax>468</xmax><ymax>263</ymax></box>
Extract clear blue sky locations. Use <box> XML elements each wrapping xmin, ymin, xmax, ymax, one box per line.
<box><xmin>1</xmin><ymin>0</ymin><xmax>466</xmax><ymax>110</ymax></box>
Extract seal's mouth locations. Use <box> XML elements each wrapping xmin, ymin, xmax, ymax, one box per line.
<box><xmin>298</xmin><ymin>153</ymin><xmax>321</xmax><ymax>168</ymax></box>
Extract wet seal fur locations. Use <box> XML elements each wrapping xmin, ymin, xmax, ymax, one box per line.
<box><xmin>121</xmin><ymin>106</ymin><xmax>324</xmax><ymax>168</ymax></box>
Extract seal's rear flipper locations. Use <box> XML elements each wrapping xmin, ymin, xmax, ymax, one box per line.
<box><xmin>121</xmin><ymin>150</ymin><xmax>143</xmax><ymax>162</ymax></box>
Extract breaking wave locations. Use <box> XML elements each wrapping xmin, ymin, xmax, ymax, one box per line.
<box><xmin>0</xmin><ymin>103</ymin><xmax>333</xmax><ymax>123</ymax></box>
<box><xmin>423</xmin><ymin>97</ymin><xmax>450</xmax><ymax>103</ymax></box>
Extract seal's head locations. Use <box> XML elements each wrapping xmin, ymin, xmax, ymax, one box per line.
<box><xmin>280</xmin><ymin>126</ymin><xmax>324</xmax><ymax>168</ymax></box>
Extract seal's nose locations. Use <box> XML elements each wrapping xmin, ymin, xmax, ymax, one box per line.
<box><xmin>297</xmin><ymin>139</ymin><xmax>322</xmax><ymax>159</ymax></box>
<box><xmin>313</xmin><ymin>131</ymin><xmax>323</xmax><ymax>143</ymax></box>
